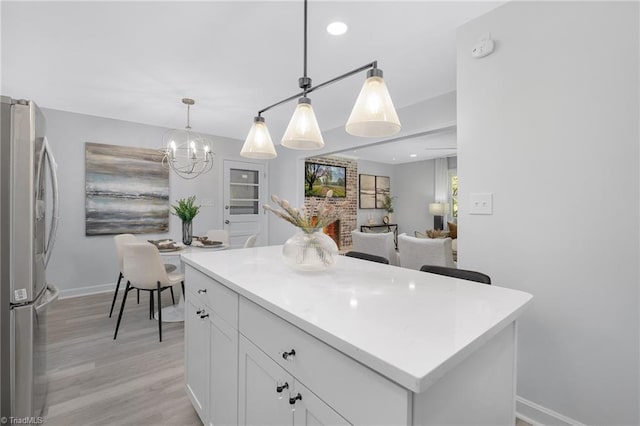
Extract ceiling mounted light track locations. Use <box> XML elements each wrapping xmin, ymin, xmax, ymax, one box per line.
<box><xmin>162</xmin><ymin>98</ymin><xmax>214</xmax><ymax>179</ymax></box>
<box><xmin>240</xmin><ymin>0</ymin><xmax>401</xmax><ymax>160</ymax></box>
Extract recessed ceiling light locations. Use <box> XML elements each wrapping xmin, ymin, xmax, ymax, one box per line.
<box><xmin>410</xmin><ymin>154</ymin><xmax>417</xmax><ymax>158</ymax></box>
<box><xmin>327</xmin><ymin>22</ymin><xmax>348</xmax><ymax>36</ymax></box>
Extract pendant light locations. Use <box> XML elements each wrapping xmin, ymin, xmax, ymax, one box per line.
<box><xmin>281</xmin><ymin>97</ymin><xmax>324</xmax><ymax>149</ymax></box>
<box><xmin>240</xmin><ymin>116</ymin><xmax>277</xmax><ymax>159</ymax></box>
<box><xmin>161</xmin><ymin>98</ymin><xmax>214</xmax><ymax>179</ymax></box>
<box><xmin>346</xmin><ymin>68</ymin><xmax>401</xmax><ymax>137</ymax></box>
<box><xmin>240</xmin><ymin>0</ymin><xmax>401</xmax><ymax>160</ymax></box>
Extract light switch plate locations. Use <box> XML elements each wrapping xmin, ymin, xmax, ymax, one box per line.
<box><xmin>470</xmin><ymin>193</ymin><xmax>493</xmax><ymax>215</ymax></box>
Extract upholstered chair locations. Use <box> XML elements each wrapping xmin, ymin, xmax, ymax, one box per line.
<box><xmin>419</xmin><ymin>265</ymin><xmax>491</xmax><ymax>285</ymax></box>
<box><xmin>350</xmin><ymin>231</ymin><xmax>398</xmax><ymax>266</ymax></box>
<box><xmin>113</xmin><ymin>243</ymin><xmax>184</xmax><ymax>342</ymax></box>
<box><xmin>397</xmin><ymin>234</ymin><xmax>455</xmax><ymax>270</ymax></box>
<box><xmin>243</xmin><ymin>234</ymin><xmax>257</xmax><ymax>248</ymax></box>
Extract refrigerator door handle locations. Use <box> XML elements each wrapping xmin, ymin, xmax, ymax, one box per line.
<box><xmin>43</xmin><ymin>137</ymin><xmax>59</xmax><ymax>267</ymax></box>
<box><xmin>35</xmin><ymin>284</ymin><xmax>59</xmax><ymax>314</ymax></box>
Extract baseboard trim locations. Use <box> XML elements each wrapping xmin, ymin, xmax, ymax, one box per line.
<box><xmin>516</xmin><ymin>396</ymin><xmax>586</xmax><ymax>426</ymax></box>
<box><xmin>58</xmin><ymin>283</ymin><xmax>115</xmax><ymax>299</ymax></box>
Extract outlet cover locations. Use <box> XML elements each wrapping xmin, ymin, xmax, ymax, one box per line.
<box><xmin>470</xmin><ymin>193</ymin><xmax>492</xmax><ymax>215</ymax></box>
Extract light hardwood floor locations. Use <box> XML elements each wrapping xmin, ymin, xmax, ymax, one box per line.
<box><xmin>44</xmin><ymin>291</ymin><xmax>533</xmax><ymax>426</ymax></box>
<box><xmin>44</xmin><ymin>290</ymin><xmax>201</xmax><ymax>426</ymax></box>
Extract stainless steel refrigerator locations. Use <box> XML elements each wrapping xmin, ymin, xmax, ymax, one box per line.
<box><xmin>0</xmin><ymin>96</ymin><xmax>60</xmax><ymax>419</ymax></box>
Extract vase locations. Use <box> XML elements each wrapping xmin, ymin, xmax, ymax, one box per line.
<box><xmin>182</xmin><ymin>221</ymin><xmax>193</xmax><ymax>245</ymax></box>
<box><xmin>282</xmin><ymin>229</ymin><xmax>339</xmax><ymax>271</ymax></box>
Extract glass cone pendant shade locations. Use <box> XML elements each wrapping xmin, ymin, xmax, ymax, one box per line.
<box><xmin>281</xmin><ymin>97</ymin><xmax>325</xmax><ymax>150</ymax></box>
<box><xmin>240</xmin><ymin>116</ymin><xmax>277</xmax><ymax>159</ymax></box>
<box><xmin>346</xmin><ymin>69</ymin><xmax>401</xmax><ymax>137</ymax></box>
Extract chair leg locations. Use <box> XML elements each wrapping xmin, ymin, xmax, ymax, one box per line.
<box><xmin>150</xmin><ymin>292</ymin><xmax>154</xmax><ymax>320</ymax></box>
<box><xmin>108</xmin><ymin>272</ymin><xmax>123</xmax><ymax>318</ymax></box>
<box><xmin>157</xmin><ymin>282</ymin><xmax>163</xmax><ymax>342</ymax></box>
<box><xmin>170</xmin><ymin>286</ymin><xmax>175</xmax><ymax>305</ymax></box>
<box><xmin>113</xmin><ymin>282</ymin><xmax>131</xmax><ymax>340</ymax></box>
<box><xmin>137</xmin><ymin>289</ymin><xmax>140</xmax><ymax>304</ymax></box>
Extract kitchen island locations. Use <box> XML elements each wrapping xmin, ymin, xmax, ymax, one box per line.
<box><xmin>181</xmin><ymin>245</ymin><xmax>532</xmax><ymax>426</ymax></box>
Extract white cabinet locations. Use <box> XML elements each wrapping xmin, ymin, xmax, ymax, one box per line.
<box><xmin>184</xmin><ymin>267</ymin><xmax>239</xmax><ymax>426</ymax></box>
<box><xmin>184</xmin><ymin>296</ymin><xmax>210</xmax><ymax>421</ymax></box>
<box><xmin>238</xmin><ymin>335</ymin><xmax>349</xmax><ymax>426</ymax></box>
<box><xmin>209</xmin><ymin>312</ymin><xmax>238</xmax><ymax>426</ymax></box>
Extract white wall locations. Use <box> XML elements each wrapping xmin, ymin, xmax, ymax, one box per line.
<box><xmin>43</xmin><ymin>108</ymin><xmax>254</xmax><ymax>297</ymax></box>
<box><xmin>394</xmin><ymin>159</ymin><xmax>436</xmax><ymax>237</ymax></box>
<box><xmin>355</xmin><ymin>159</ymin><xmax>395</xmax><ymax>228</ymax></box>
<box><xmin>457</xmin><ymin>2</ymin><xmax>639</xmax><ymax>424</ymax></box>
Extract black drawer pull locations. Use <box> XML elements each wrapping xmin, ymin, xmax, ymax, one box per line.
<box><xmin>196</xmin><ymin>309</ymin><xmax>203</xmax><ymax>315</ymax></box>
<box><xmin>276</xmin><ymin>382</ymin><xmax>289</xmax><ymax>393</ymax></box>
<box><xmin>289</xmin><ymin>393</ymin><xmax>302</xmax><ymax>405</ymax></box>
<box><xmin>282</xmin><ymin>349</ymin><xmax>296</xmax><ymax>360</ymax></box>
<box><xmin>197</xmin><ymin>289</ymin><xmax>207</xmax><ymax>294</ymax></box>
<box><xmin>200</xmin><ymin>313</ymin><xmax>209</xmax><ymax>319</ymax></box>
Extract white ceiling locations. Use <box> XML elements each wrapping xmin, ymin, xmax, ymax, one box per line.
<box><xmin>1</xmin><ymin>1</ymin><xmax>502</xmax><ymax>157</ymax></box>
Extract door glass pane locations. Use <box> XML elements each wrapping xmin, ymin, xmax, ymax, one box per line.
<box><xmin>230</xmin><ymin>169</ymin><xmax>259</xmax><ymax>185</ymax></box>
<box><xmin>230</xmin><ymin>200</ymin><xmax>259</xmax><ymax>215</ymax></box>
<box><xmin>230</xmin><ymin>184</ymin><xmax>258</xmax><ymax>200</ymax></box>
<box><xmin>230</xmin><ymin>168</ymin><xmax>259</xmax><ymax>215</ymax></box>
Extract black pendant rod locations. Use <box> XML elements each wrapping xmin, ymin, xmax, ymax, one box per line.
<box><xmin>303</xmin><ymin>0</ymin><xmax>308</xmax><ymax>80</ymax></box>
<box><xmin>257</xmin><ymin>60</ymin><xmax>378</xmax><ymax>116</ymax></box>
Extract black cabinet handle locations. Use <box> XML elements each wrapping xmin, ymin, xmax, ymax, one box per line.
<box><xmin>197</xmin><ymin>289</ymin><xmax>207</xmax><ymax>294</ymax></box>
<box><xmin>196</xmin><ymin>309</ymin><xmax>203</xmax><ymax>315</ymax></box>
<box><xmin>276</xmin><ymin>382</ymin><xmax>289</xmax><ymax>393</ymax></box>
<box><xmin>282</xmin><ymin>349</ymin><xmax>296</xmax><ymax>360</ymax></box>
<box><xmin>200</xmin><ymin>313</ymin><xmax>209</xmax><ymax>319</ymax></box>
<box><xmin>289</xmin><ymin>393</ymin><xmax>302</xmax><ymax>405</ymax></box>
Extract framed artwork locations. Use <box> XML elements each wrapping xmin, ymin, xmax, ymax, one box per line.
<box><xmin>375</xmin><ymin>176</ymin><xmax>391</xmax><ymax>208</ymax></box>
<box><xmin>359</xmin><ymin>174</ymin><xmax>376</xmax><ymax>208</ymax></box>
<box><xmin>85</xmin><ymin>142</ymin><xmax>169</xmax><ymax>235</ymax></box>
<box><xmin>304</xmin><ymin>162</ymin><xmax>346</xmax><ymax>197</ymax></box>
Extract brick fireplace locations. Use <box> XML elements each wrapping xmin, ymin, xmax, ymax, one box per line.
<box><xmin>305</xmin><ymin>156</ymin><xmax>357</xmax><ymax>250</ymax></box>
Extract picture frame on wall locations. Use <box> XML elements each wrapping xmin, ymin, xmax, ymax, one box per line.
<box><xmin>85</xmin><ymin>142</ymin><xmax>169</xmax><ymax>235</ymax></box>
<box><xmin>359</xmin><ymin>174</ymin><xmax>376</xmax><ymax>209</ymax></box>
<box><xmin>375</xmin><ymin>176</ymin><xmax>391</xmax><ymax>208</ymax></box>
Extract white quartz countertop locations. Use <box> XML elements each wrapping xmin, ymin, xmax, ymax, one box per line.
<box><xmin>182</xmin><ymin>245</ymin><xmax>532</xmax><ymax>393</ymax></box>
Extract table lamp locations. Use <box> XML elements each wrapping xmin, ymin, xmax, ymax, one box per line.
<box><xmin>429</xmin><ymin>202</ymin><xmax>449</xmax><ymax>231</ymax></box>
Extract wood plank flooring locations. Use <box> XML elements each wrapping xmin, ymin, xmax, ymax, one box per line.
<box><xmin>44</xmin><ymin>290</ymin><xmax>201</xmax><ymax>426</ymax></box>
<box><xmin>44</xmin><ymin>291</ymin><xmax>533</xmax><ymax>426</ymax></box>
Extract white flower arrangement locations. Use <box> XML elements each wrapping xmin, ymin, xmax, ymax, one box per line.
<box><xmin>263</xmin><ymin>191</ymin><xmax>348</xmax><ymax>234</ymax></box>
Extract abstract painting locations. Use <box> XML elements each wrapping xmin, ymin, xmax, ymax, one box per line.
<box><xmin>85</xmin><ymin>142</ymin><xmax>169</xmax><ymax>235</ymax></box>
<box><xmin>375</xmin><ymin>176</ymin><xmax>391</xmax><ymax>208</ymax></box>
<box><xmin>359</xmin><ymin>174</ymin><xmax>376</xmax><ymax>209</ymax></box>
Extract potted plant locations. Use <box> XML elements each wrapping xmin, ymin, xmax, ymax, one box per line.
<box><xmin>171</xmin><ymin>195</ymin><xmax>200</xmax><ymax>245</ymax></box>
<box><xmin>382</xmin><ymin>194</ymin><xmax>396</xmax><ymax>223</ymax></box>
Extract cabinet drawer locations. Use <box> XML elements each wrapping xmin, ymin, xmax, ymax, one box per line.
<box><xmin>239</xmin><ymin>297</ymin><xmax>410</xmax><ymax>426</ymax></box>
<box><xmin>185</xmin><ymin>266</ymin><xmax>238</xmax><ymax>329</ymax></box>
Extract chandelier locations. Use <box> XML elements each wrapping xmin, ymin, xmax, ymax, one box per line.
<box><xmin>162</xmin><ymin>98</ymin><xmax>214</xmax><ymax>179</ymax></box>
<box><xmin>240</xmin><ymin>0</ymin><xmax>401</xmax><ymax>160</ymax></box>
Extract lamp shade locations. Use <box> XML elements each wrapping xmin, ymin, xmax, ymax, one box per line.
<box><xmin>240</xmin><ymin>116</ymin><xmax>277</xmax><ymax>159</ymax></box>
<box><xmin>429</xmin><ymin>202</ymin><xmax>449</xmax><ymax>216</ymax></box>
<box><xmin>346</xmin><ymin>69</ymin><xmax>401</xmax><ymax>137</ymax></box>
<box><xmin>281</xmin><ymin>97</ymin><xmax>325</xmax><ymax>150</ymax></box>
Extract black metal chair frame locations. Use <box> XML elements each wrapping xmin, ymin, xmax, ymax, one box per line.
<box><xmin>419</xmin><ymin>265</ymin><xmax>491</xmax><ymax>285</ymax></box>
<box><xmin>109</xmin><ymin>272</ymin><xmax>175</xmax><ymax>318</ymax></box>
<box><xmin>344</xmin><ymin>251</ymin><xmax>390</xmax><ymax>264</ymax></box>
<box><xmin>113</xmin><ymin>281</ymin><xmax>184</xmax><ymax>342</ymax></box>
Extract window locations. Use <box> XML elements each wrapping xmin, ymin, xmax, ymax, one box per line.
<box><xmin>450</xmin><ymin>173</ymin><xmax>458</xmax><ymax>218</ymax></box>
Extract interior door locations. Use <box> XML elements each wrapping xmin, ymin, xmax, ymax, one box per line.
<box><xmin>223</xmin><ymin>161</ymin><xmax>266</xmax><ymax>248</ymax></box>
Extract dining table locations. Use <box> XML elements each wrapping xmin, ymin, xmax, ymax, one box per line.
<box><xmin>157</xmin><ymin>241</ymin><xmax>228</xmax><ymax>322</ymax></box>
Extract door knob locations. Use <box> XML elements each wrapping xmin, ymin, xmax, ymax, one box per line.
<box><xmin>225</xmin><ymin>205</ymin><xmax>230</xmax><ymax>210</ymax></box>
<box><xmin>224</xmin><ymin>220</ymin><xmax>230</xmax><ymax>225</ymax></box>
